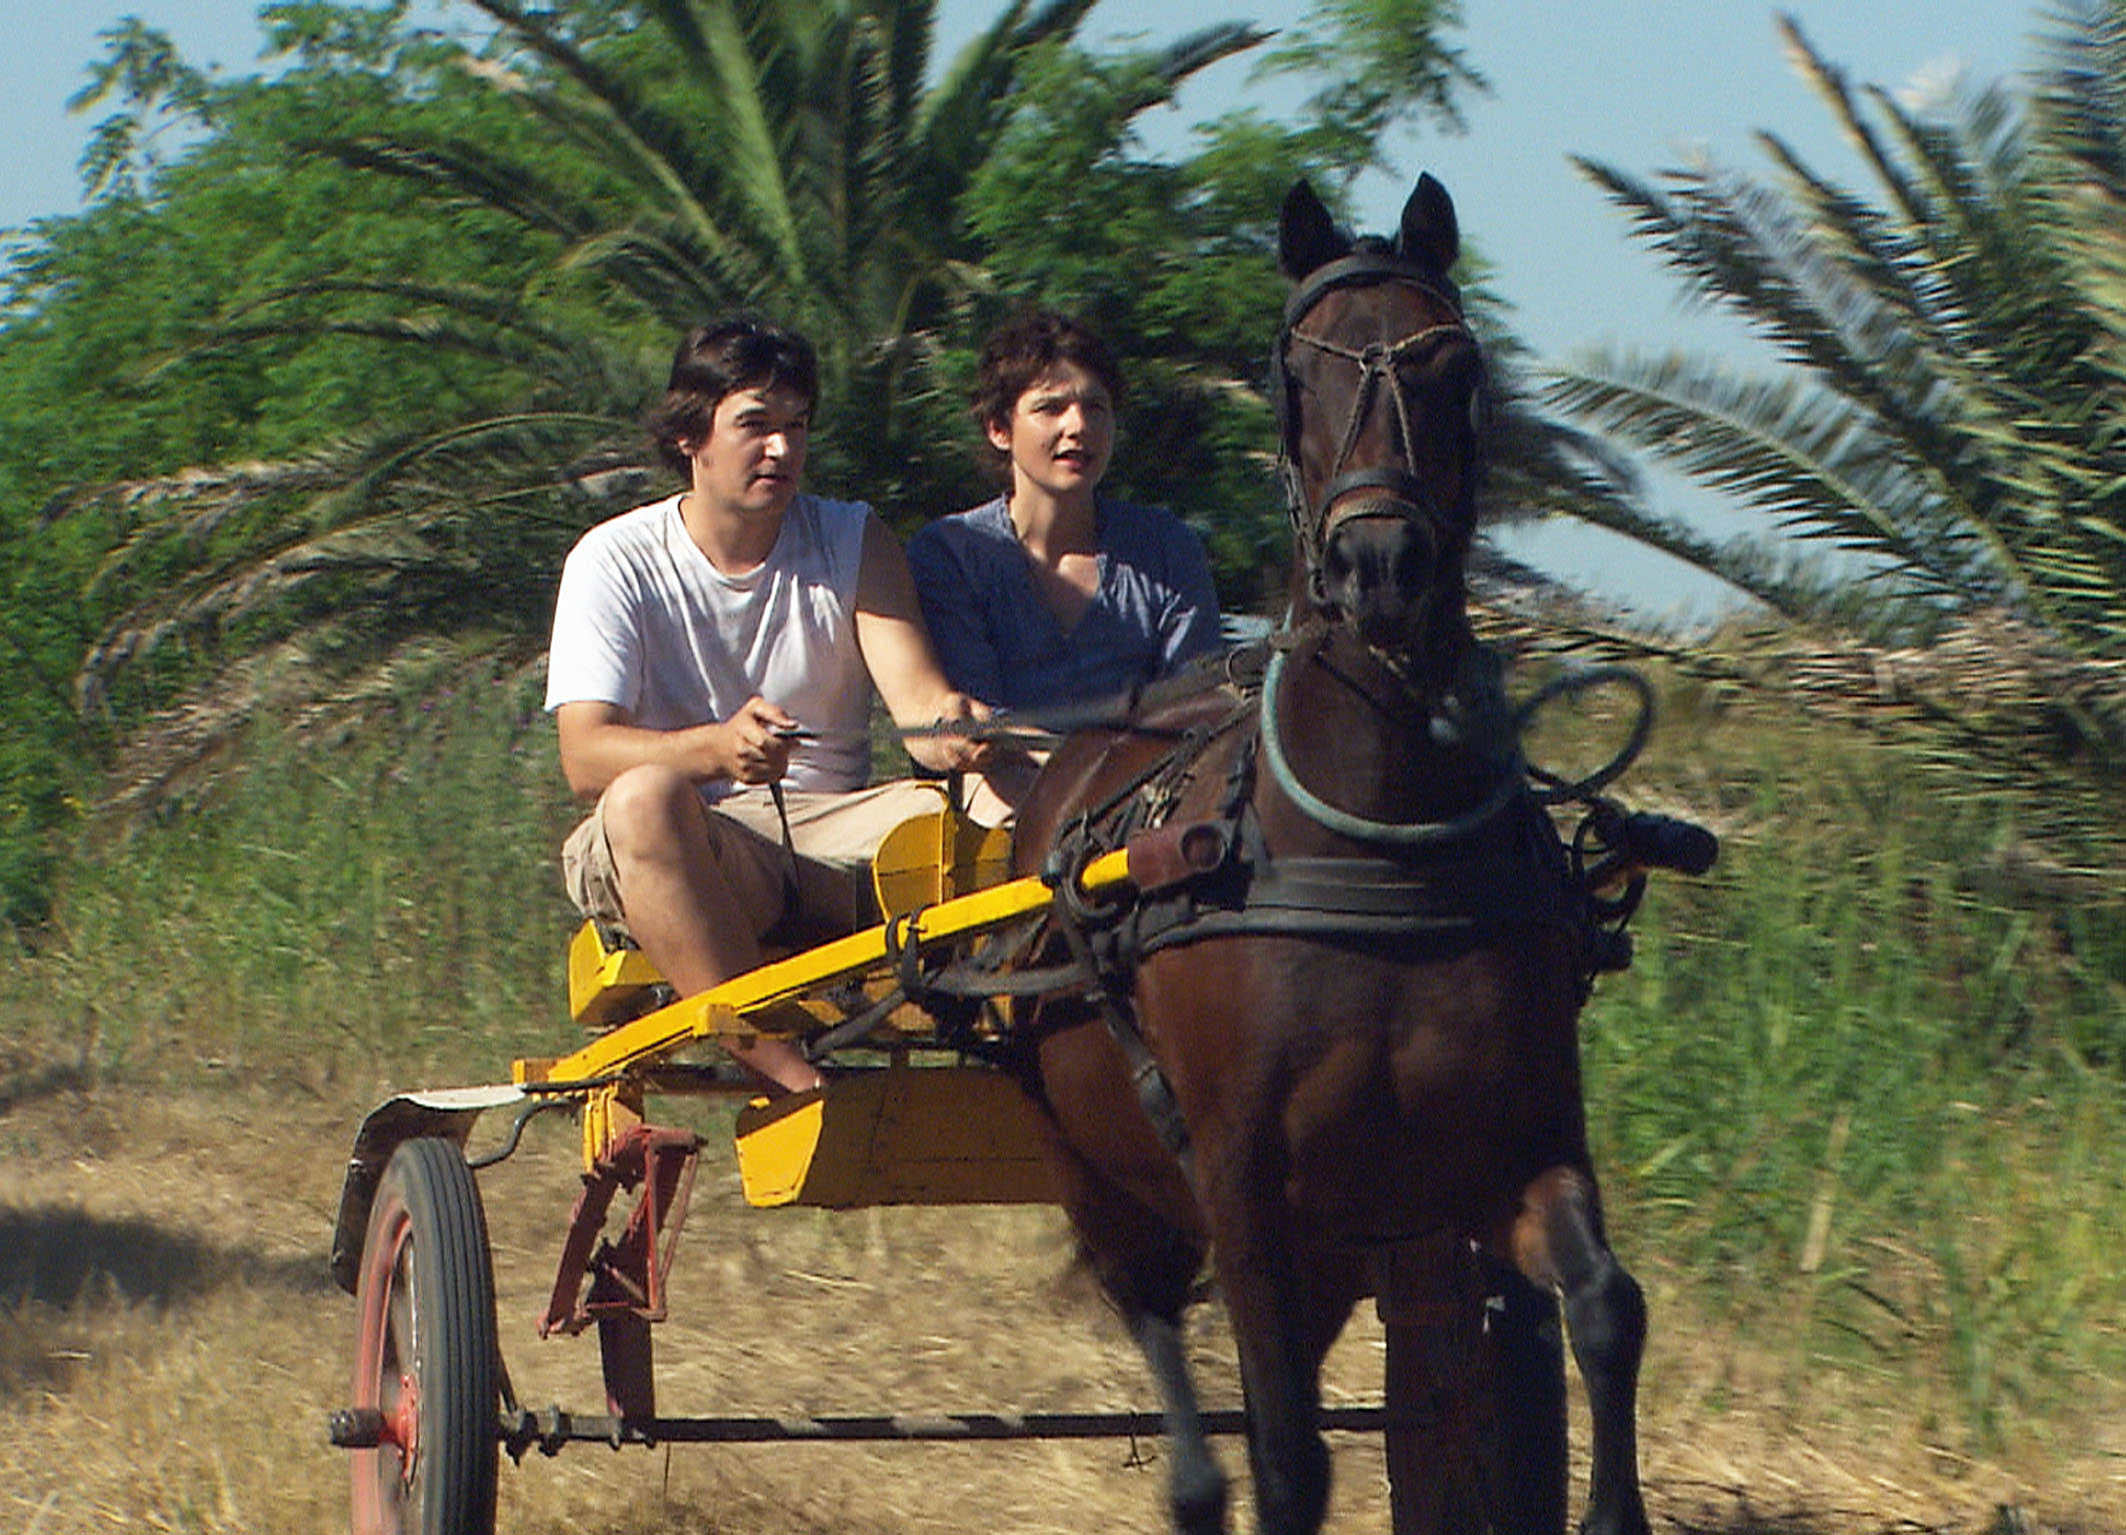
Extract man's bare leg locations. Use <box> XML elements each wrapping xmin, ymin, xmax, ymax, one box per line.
<box><xmin>596</xmin><ymin>764</ymin><xmax>823</xmax><ymax>1094</ymax></box>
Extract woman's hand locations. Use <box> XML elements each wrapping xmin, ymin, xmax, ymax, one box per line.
<box><xmin>906</xmin><ymin>693</ymin><xmax>995</xmax><ymax>775</ymax></box>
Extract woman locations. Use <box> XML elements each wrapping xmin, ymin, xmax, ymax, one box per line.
<box><xmin>908</xmin><ymin>311</ymin><xmax>1221</xmax><ymax>817</ymax></box>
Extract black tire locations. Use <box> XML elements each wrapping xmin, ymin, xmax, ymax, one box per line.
<box><xmin>349</xmin><ymin>1137</ymin><xmax>500</xmax><ymax>1535</ymax></box>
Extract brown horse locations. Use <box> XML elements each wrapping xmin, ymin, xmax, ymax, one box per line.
<box><xmin>1008</xmin><ymin>175</ymin><xmax>1652</xmax><ymax>1535</ymax></box>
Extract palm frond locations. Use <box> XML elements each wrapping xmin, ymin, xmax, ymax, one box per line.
<box><xmin>559</xmin><ymin>223</ymin><xmax>750</xmax><ymax>323</ymax></box>
<box><xmin>71</xmin><ymin>407</ymin><xmax>640</xmax><ymax>716</ymax></box>
<box><xmin>1144</xmin><ymin>24</ymin><xmax>1271</xmax><ymax>100</ymax></box>
<box><xmin>315</xmin><ymin>133</ymin><xmax>605</xmax><ymax>243</ymax></box>
<box><xmin>95</xmin><ymin>630</ymin><xmax>540</xmax><ymax>821</ymax></box>
<box><xmin>1555</xmin><ymin>13</ymin><xmax>2126</xmax><ymax>819</ymax></box>
<box><xmin>2034</xmin><ymin>0</ymin><xmax>2126</xmax><ymax>186</ymax></box>
<box><xmin>1545</xmin><ymin>352</ymin><xmax>2007</xmax><ymax>598</ymax></box>
<box><xmin>461</xmin><ymin>0</ymin><xmax>785</xmax><ymax>276</ymax></box>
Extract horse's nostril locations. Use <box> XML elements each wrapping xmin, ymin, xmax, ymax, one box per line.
<box><xmin>1395</xmin><ymin>529</ymin><xmax>1436</xmax><ymax>588</ymax></box>
<box><xmin>1324</xmin><ymin>542</ymin><xmax>1354</xmax><ymax>584</ymax></box>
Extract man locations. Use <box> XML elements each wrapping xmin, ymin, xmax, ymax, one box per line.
<box><xmin>546</xmin><ymin>319</ymin><xmax>988</xmax><ymax>1096</ymax></box>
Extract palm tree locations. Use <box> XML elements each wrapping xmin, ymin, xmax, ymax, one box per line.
<box><xmin>1541</xmin><ymin>7</ymin><xmax>2126</xmax><ymax>834</ymax></box>
<box><xmin>57</xmin><ymin>0</ymin><xmax>1274</xmax><ymax>801</ymax></box>
<box><xmin>48</xmin><ymin>0</ymin><xmax>1620</xmax><ymax>822</ymax></box>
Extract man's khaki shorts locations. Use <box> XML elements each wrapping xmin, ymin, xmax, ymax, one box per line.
<box><xmin>560</xmin><ymin>779</ymin><xmax>948</xmax><ymax>942</ymax></box>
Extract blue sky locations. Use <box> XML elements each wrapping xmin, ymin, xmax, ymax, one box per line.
<box><xmin>0</xmin><ymin>0</ymin><xmax>2048</xmax><ymax>615</ymax></box>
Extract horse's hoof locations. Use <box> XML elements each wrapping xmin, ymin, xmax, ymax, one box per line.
<box><xmin>1173</xmin><ymin>1475</ymin><xmax>1228</xmax><ymax>1535</ymax></box>
<box><xmin>1577</xmin><ymin>1505</ymin><xmax>1652</xmax><ymax>1535</ymax></box>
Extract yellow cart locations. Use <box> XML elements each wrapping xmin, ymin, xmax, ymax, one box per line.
<box><xmin>324</xmin><ymin>798</ymin><xmax>1399</xmax><ymax>1535</ymax></box>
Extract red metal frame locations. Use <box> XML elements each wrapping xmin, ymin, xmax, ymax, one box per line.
<box><xmin>537</xmin><ymin>1123</ymin><xmax>702</xmax><ymax>1418</ymax></box>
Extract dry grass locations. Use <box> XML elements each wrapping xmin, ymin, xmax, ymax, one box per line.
<box><xmin>0</xmin><ymin>1070</ymin><xmax>2120</xmax><ymax>1535</ymax></box>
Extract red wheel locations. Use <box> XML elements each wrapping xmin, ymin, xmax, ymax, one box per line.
<box><xmin>350</xmin><ymin>1137</ymin><xmax>499</xmax><ymax>1535</ymax></box>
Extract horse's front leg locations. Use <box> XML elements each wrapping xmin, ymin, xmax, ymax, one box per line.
<box><xmin>1511</xmin><ymin>1166</ymin><xmax>1651</xmax><ymax>1535</ymax></box>
<box><xmin>1372</xmin><ymin>1238</ymin><xmax>1567</xmax><ymax>1535</ymax></box>
<box><xmin>1027</xmin><ymin>1011</ymin><xmax>1229</xmax><ymax>1533</ymax></box>
<box><xmin>1214</xmin><ymin>1240</ymin><xmax>1362</xmax><ymax>1535</ymax></box>
<box><xmin>1484</xmin><ymin>1259</ymin><xmax>1569</xmax><ymax>1535</ymax></box>
<box><xmin>1220</xmin><ymin>1263</ymin><xmax>1329</xmax><ymax>1535</ymax></box>
<box><xmin>1127</xmin><ymin>1308</ymin><xmax>1228</xmax><ymax>1535</ymax></box>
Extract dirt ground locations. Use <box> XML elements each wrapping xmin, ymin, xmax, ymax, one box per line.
<box><xmin>0</xmin><ymin>1073</ymin><xmax>2119</xmax><ymax>1535</ymax></box>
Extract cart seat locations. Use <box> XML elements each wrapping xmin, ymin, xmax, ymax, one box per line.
<box><xmin>567</xmin><ymin>919</ymin><xmax>674</xmax><ymax>1028</ymax></box>
<box><xmin>567</xmin><ymin>801</ymin><xmax>1012</xmax><ymax>1028</ymax></box>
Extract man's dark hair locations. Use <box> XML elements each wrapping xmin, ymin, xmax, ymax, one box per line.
<box><xmin>970</xmin><ymin>310</ymin><xmax>1126</xmax><ymax>482</ymax></box>
<box><xmin>648</xmin><ymin>319</ymin><xmax>820</xmax><ymax>478</ymax></box>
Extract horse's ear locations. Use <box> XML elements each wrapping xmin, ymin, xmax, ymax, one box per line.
<box><xmin>1396</xmin><ymin>173</ymin><xmax>1460</xmax><ymax>276</ymax></box>
<box><xmin>1279</xmin><ymin>179</ymin><xmax>1346</xmax><ymax>281</ymax></box>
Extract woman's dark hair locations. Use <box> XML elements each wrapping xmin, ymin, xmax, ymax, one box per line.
<box><xmin>970</xmin><ymin>310</ymin><xmax>1126</xmax><ymax>480</ymax></box>
<box><xmin>648</xmin><ymin>319</ymin><xmax>820</xmax><ymax>477</ymax></box>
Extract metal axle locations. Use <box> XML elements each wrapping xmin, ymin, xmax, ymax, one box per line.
<box><xmin>495</xmin><ymin>1403</ymin><xmax>1395</xmax><ymax>1459</ymax></box>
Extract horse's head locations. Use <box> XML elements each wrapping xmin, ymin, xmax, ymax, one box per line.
<box><xmin>1275</xmin><ymin>175</ymin><xmax>1485</xmax><ymax>662</ymax></box>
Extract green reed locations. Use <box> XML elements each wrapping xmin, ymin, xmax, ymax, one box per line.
<box><xmin>1580</xmin><ymin>699</ymin><xmax>2126</xmax><ymax>1449</ymax></box>
<box><xmin>3</xmin><ymin>667</ymin><xmax>586</xmax><ymax>1086</ymax></box>
<box><xmin>2</xmin><ymin>669</ymin><xmax>2120</xmax><ymax>1453</ymax></box>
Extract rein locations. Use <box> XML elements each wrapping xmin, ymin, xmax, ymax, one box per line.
<box><xmin>1258</xmin><ymin>643</ymin><xmax>1657</xmax><ymax>849</ymax></box>
<box><xmin>1258</xmin><ymin>644</ymin><xmax>1527</xmax><ymax>848</ymax></box>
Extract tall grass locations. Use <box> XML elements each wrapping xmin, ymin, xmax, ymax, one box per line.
<box><xmin>1579</xmin><ymin>680</ymin><xmax>2126</xmax><ymax>1453</ymax></box>
<box><xmin>2</xmin><ymin>664</ymin><xmax>587</xmax><ymax>1089</ymax></box>
<box><xmin>2</xmin><ymin>663</ymin><xmax>2121</xmax><ymax>1462</ymax></box>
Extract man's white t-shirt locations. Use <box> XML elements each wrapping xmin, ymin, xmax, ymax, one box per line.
<box><xmin>544</xmin><ymin>492</ymin><xmax>874</xmax><ymax>797</ymax></box>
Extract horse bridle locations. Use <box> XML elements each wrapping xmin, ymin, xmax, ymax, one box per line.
<box><xmin>1274</xmin><ymin>251</ymin><xmax>1477</xmax><ymax>584</ymax></box>
<box><xmin>1265</xmin><ymin>251</ymin><xmax>1512</xmax><ymax>847</ymax></box>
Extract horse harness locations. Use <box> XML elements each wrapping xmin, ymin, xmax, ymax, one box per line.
<box><xmin>1045</xmin><ymin>638</ymin><xmax>1603</xmax><ymax>968</ymax></box>
<box><xmin>874</xmin><ymin>253</ymin><xmax>1688</xmax><ymax>1169</ymax></box>
<box><xmin>878</xmin><ymin>637</ymin><xmax>1662</xmax><ymax>1173</ymax></box>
